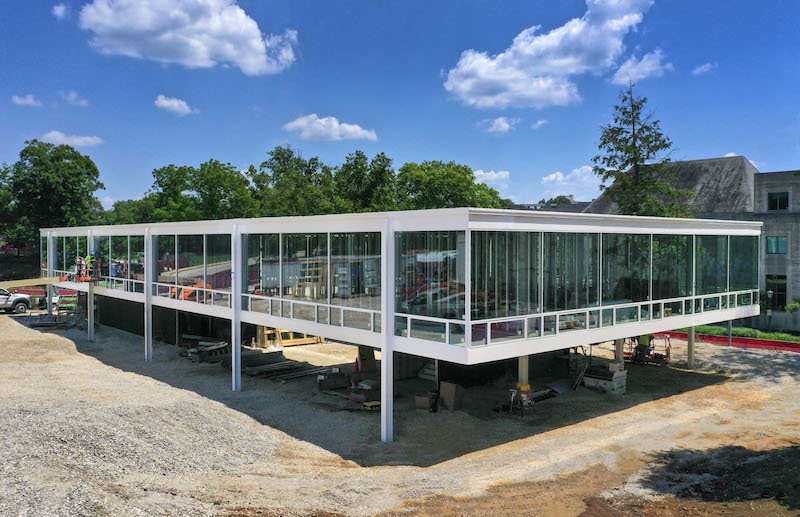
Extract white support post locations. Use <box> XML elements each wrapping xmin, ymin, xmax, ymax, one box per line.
<box><xmin>727</xmin><ymin>320</ymin><xmax>733</xmax><ymax>347</ymax></box>
<box><xmin>46</xmin><ymin>232</ymin><xmax>54</xmax><ymax>316</ymax></box>
<box><xmin>88</xmin><ymin>280</ymin><xmax>95</xmax><ymax>342</ymax></box>
<box><xmin>144</xmin><ymin>229</ymin><xmax>153</xmax><ymax>361</ymax></box>
<box><xmin>231</xmin><ymin>227</ymin><xmax>242</xmax><ymax>392</ymax></box>
<box><xmin>380</xmin><ymin>218</ymin><xmax>394</xmax><ymax>443</ymax></box>
<box><xmin>687</xmin><ymin>326</ymin><xmax>695</xmax><ymax>369</ymax></box>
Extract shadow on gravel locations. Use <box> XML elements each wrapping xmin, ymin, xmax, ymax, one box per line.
<box><xmin>40</xmin><ymin>320</ymin><xmax>743</xmax><ymax>468</ymax></box>
<box><xmin>692</xmin><ymin>341</ymin><xmax>800</xmax><ymax>382</ymax></box>
<box><xmin>639</xmin><ymin>444</ymin><xmax>800</xmax><ymax>511</ymax></box>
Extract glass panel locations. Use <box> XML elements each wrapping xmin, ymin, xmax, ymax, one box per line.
<box><xmin>270</xmin><ymin>298</ymin><xmax>280</xmax><ymax>315</ymax></box>
<box><xmin>394</xmin><ymin>316</ymin><xmax>408</xmax><ymax>337</ymax></box>
<box><xmin>767</xmin><ymin>192</ymin><xmax>788</xmax><ymax>211</ymax></box>
<box><xmin>343</xmin><ymin>310</ymin><xmax>371</xmax><ymax>330</ymax></box>
<box><xmin>616</xmin><ymin>306</ymin><xmax>638</xmax><ymax>324</ymax></box>
<box><xmin>471</xmin><ymin>323</ymin><xmax>487</xmax><ymax>346</ymax></box>
<box><xmin>652</xmin><ymin>235</ymin><xmax>692</xmax><ymax>300</ymax></box>
<box><xmin>250</xmin><ymin>296</ymin><xmax>270</xmax><ymax>314</ymax></box>
<box><xmin>696</xmin><ymin>235</ymin><xmax>728</xmax><ymax>295</ymax></box>
<box><xmin>130</xmin><ymin>236</ymin><xmax>144</xmax><ymax>283</ymax></box>
<box><xmin>317</xmin><ymin>305</ymin><xmax>329</xmax><ymax>324</ymax></box>
<box><xmin>395</xmin><ymin>231</ymin><xmax>466</xmax><ymax>320</ymax></box>
<box><xmin>78</xmin><ymin>236</ymin><xmax>88</xmax><ymax>261</ymax></box>
<box><xmin>602</xmin><ymin>308</ymin><xmax>613</xmax><ymax>327</ymax></box>
<box><xmin>65</xmin><ymin>237</ymin><xmax>78</xmax><ymax>273</ymax></box>
<box><xmin>652</xmin><ymin>304</ymin><xmax>662</xmax><ymax>319</ymax></box>
<box><xmin>450</xmin><ymin>323</ymin><xmax>465</xmax><ymax>345</ymax></box>
<box><xmin>664</xmin><ymin>301</ymin><xmax>682</xmax><ymax>317</ymax></box>
<box><xmin>737</xmin><ymin>293</ymin><xmax>751</xmax><ymax>306</ymax></box>
<box><xmin>704</xmin><ymin>296</ymin><xmax>719</xmax><ymax>311</ymax></box>
<box><xmin>177</xmin><ymin>235</ymin><xmax>203</xmax><ymax>301</ymax></box>
<box><xmin>729</xmin><ymin>294</ymin><xmax>735</xmax><ymax>307</ymax></box>
<box><xmin>766</xmin><ymin>276</ymin><xmax>787</xmax><ymax>310</ymax></box>
<box><xmin>589</xmin><ymin>310</ymin><xmax>600</xmax><ymax>328</ymax></box>
<box><xmin>640</xmin><ymin>305</ymin><xmax>650</xmax><ymax>321</ymax></box>
<box><xmin>559</xmin><ymin>312</ymin><xmax>586</xmax><ymax>332</ymax></box>
<box><xmin>294</xmin><ymin>303</ymin><xmax>316</xmax><ymax>322</ymax></box>
<box><xmin>602</xmin><ymin>233</ymin><xmax>650</xmax><ymax>305</ymax></box>
<box><xmin>55</xmin><ymin>236</ymin><xmax>65</xmax><ymax>271</ymax></box>
<box><xmin>94</xmin><ymin>236</ymin><xmax>110</xmax><ymax>277</ymax></box>
<box><xmin>244</xmin><ymin>234</ymin><xmax>279</xmax><ymax>297</ymax></box>
<box><xmin>542</xmin><ymin>232</ymin><xmax>599</xmax><ymax>312</ymax></box>
<box><xmin>330</xmin><ymin>307</ymin><xmax>342</xmax><ymax>326</ymax></box>
<box><xmin>684</xmin><ymin>299</ymin><xmax>693</xmax><ymax>314</ymax></box>
<box><xmin>283</xmin><ymin>233</ymin><xmax>327</xmax><ymax>302</ymax></box>
<box><xmin>373</xmin><ymin>313</ymin><xmax>381</xmax><ymax>333</ymax></box>
<box><xmin>730</xmin><ymin>236</ymin><xmax>758</xmax><ymax>291</ymax></box>
<box><xmin>695</xmin><ymin>298</ymin><xmax>702</xmax><ymax>313</ymax></box>
<box><xmin>410</xmin><ymin>319</ymin><xmax>446</xmax><ymax>343</ymax></box>
<box><xmin>528</xmin><ymin>317</ymin><xmax>541</xmax><ymax>337</ymax></box>
<box><xmin>155</xmin><ymin>235</ymin><xmax>175</xmax><ymax>285</ymax></box>
<box><xmin>206</xmin><ymin>234</ymin><xmax>232</xmax><ymax>292</ymax></box>
<box><xmin>282</xmin><ymin>300</ymin><xmax>292</xmax><ymax>317</ymax></box>
<box><xmin>471</xmin><ymin>231</ymin><xmax>539</xmax><ymax>320</ymax></box>
<box><xmin>721</xmin><ymin>296</ymin><xmax>728</xmax><ymax>310</ymax></box>
<box><xmin>40</xmin><ymin>236</ymin><xmax>48</xmax><ymax>272</ymax></box>
<box><xmin>110</xmin><ymin>236</ymin><xmax>128</xmax><ymax>282</ymax></box>
<box><xmin>543</xmin><ymin>315</ymin><xmax>556</xmax><ymax>335</ymax></box>
<box><xmin>331</xmin><ymin>232</ymin><xmax>381</xmax><ymax>311</ymax></box>
<box><xmin>490</xmin><ymin>320</ymin><xmax>524</xmax><ymax>343</ymax></box>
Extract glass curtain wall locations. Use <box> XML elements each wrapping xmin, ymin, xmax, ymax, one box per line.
<box><xmin>111</xmin><ymin>236</ymin><xmax>129</xmax><ymax>281</ymax></box>
<box><xmin>94</xmin><ymin>236</ymin><xmax>110</xmax><ymax>277</ymax></box>
<box><xmin>696</xmin><ymin>235</ymin><xmax>728</xmax><ymax>295</ymax></box>
<box><xmin>78</xmin><ymin>236</ymin><xmax>88</xmax><ymax>260</ymax></box>
<box><xmin>542</xmin><ymin>233</ymin><xmax>599</xmax><ymax>312</ymax></box>
<box><xmin>243</xmin><ymin>234</ymin><xmax>280</xmax><ymax>296</ymax></box>
<box><xmin>395</xmin><ymin>231</ymin><xmax>466</xmax><ymax>320</ymax></box>
<box><xmin>282</xmin><ymin>233</ymin><xmax>327</xmax><ymax>303</ymax></box>
<box><xmin>331</xmin><ymin>232</ymin><xmax>381</xmax><ymax>310</ymax></box>
<box><xmin>205</xmin><ymin>234</ymin><xmax>231</xmax><ymax>291</ymax></box>
<box><xmin>652</xmin><ymin>235</ymin><xmax>693</xmax><ymax>300</ymax></box>
<box><xmin>177</xmin><ymin>235</ymin><xmax>204</xmax><ymax>301</ymax></box>
<box><xmin>40</xmin><ymin>236</ymin><xmax>47</xmax><ymax>273</ymax></box>
<box><xmin>130</xmin><ymin>236</ymin><xmax>144</xmax><ymax>292</ymax></box>
<box><xmin>65</xmin><ymin>237</ymin><xmax>78</xmax><ymax>273</ymax></box>
<box><xmin>55</xmin><ymin>236</ymin><xmax>65</xmax><ymax>271</ymax></box>
<box><xmin>602</xmin><ymin>234</ymin><xmax>650</xmax><ymax>305</ymax></box>
<box><xmin>471</xmin><ymin>231</ymin><xmax>539</xmax><ymax>320</ymax></box>
<box><xmin>729</xmin><ymin>236</ymin><xmax>758</xmax><ymax>291</ymax></box>
<box><xmin>154</xmin><ymin>235</ymin><xmax>175</xmax><ymax>285</ymax></box>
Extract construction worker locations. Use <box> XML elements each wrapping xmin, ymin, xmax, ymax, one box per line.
<box><xmin>84</xmin><ymin>254</ymin><xmax>95</xmax><ymax>278</ymax></box>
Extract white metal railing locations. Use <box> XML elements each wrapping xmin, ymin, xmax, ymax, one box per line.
<box><xmin>152</xmin><ymin>281</ymin><xmax>232</xmax><ymax>308</ymax></box>
<box><xmin>242</xmin><ymin>292</ymin><xmax>381</xmax><ymax>333</ymax></box>
<box><xmin>393</xmin><ymin>288</ymin><xmax>758</xmax><ymax>348</ymax></box>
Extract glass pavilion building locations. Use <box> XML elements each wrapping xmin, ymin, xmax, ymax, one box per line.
<box><xmin>41</xmin><ymin>208</ymin><xmax>761</xmax><ymax>442</ymax></box>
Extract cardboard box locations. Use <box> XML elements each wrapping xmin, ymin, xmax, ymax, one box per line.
<box><xmin>439</xmin><ymin>381</ymin><xmax>465</xmax><ymax>410</ymax></box>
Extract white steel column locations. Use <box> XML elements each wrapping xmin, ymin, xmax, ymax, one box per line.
<box><xmin>87</xmin><ymin>231</ymin><xmax>95</xmax><ymax>342</ymax></box>
<box><xmin>231</xmin><ymin>227</ymin><xmax>242</xmax><ymax>392</ymax></box>
<box><xmin>144</xmin><ymin>229</ymin><xmax>153</xmax><ymax>361</ymax></box>
<box><xmin>380</xmin><ymin>218</ymin><xmax>394</xmax><ymax>443</ymax></box>
<box><xmin>46</xmin><ymin>232</ymin><xmax>54</xmax><ymax>315</ymax></box>
<box><xmin>614</xmin><ymin>338</ymin><xmax>624</xmax><ymax>363</ymax></box>
<box><xmin>687</xmin><ymin>326</ymin><xmax>695</xmax><ymax>369</ymax></box>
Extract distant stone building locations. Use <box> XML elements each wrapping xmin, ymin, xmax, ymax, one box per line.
<box><xmin>584</xmin><ymin>155</ymin><xmax>800</xmax><ymax>331</ymax></box>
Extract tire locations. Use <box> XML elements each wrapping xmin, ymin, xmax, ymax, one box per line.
<box><xmin>13</xmin><ymin>302</ymin><xmax>28</xmax><ymax>314</ymax></box>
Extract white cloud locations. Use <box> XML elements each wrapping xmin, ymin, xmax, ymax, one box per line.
<box><xmin>283</xmin><ymin>114</ymin><xmax>377</xmax><ymax>141</ymax></box>
<box><xmin>154</xmin><ymin>94</ymin><xmax>197</xmax><ymax>116</ymax></box>
<box><xmin>444</xmin><ymin>0</ymin><xmax>654</xmax><ymax>109</ymax></box>
<box><xmin>531</xmin><ymin>119</ymin><xmax>548</xmax><ymax>130</ymax></box>
<box><xmin>540</xmin><ymin>165</ymin><xmax>602</xmax><ymax>200</ymax></box>
<box><xmin>12</xmin><ymin>94</ymin><xmax>43</xmax><ymax>107</ymax></box>
<box><xmin>611</xmin><ymin>48</ymin><xmax>672</xmax><ymax>85</ymax></box>
<box><xmin>474</xmin><ymin>169</ymin><xmax>510</xmax><ymax>184</ymax></box>
<box><xmin>480</xmin><ymin>116</ymin><xmax>519</xmax><ymax>134</ymax></box>
<box><xmin>42</xmin><ymin>130</ymin><xmax>104</xmax><ymax>147</ymax></box>
<box><xmin>723</xmin><ymin>152</ymin><xmax>738</xmax><ymax>157</ymax></box>
<box><xmin>692</xmin><ymin>62</ymin><xmax>717</xmax><ymax>75</ymax></box>
<box><xmin>79</xmin><ymin>0</ymin><xmax>298</xmax><ymax>76</ymax></box>
<box><xmin>52</xmin><ymin>3</ymin><xmax>68</xmax><ymax>20</ymax></box>
<box><xmin>101</xmin><ymin>196</ymin><xmax>114</xmax><ymax>209</ymax></box>
<box><xmin>60</xmin><ymin>90</ymin><xmax>89</xmax><ymax>107</ymax></box>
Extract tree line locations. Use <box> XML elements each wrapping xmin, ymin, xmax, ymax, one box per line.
<box><xmin>0</xmin><ymin>142</ymin><xmax>512</xmax><ymax>249</ymax></box>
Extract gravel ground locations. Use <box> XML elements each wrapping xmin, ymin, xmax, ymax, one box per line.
<box><xmin>0</xmin><ymin>315</ymin><xmax>798</xmax><ymax>516</ymax></box>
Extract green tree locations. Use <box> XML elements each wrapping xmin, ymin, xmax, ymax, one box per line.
<box><xmin>592</xmin><ymin>84</ymin><xmax>694</xmax><ymax>217</ymax></box>
<box><xmin>8</xmin><ymin>140</ymin><xmax>104</xmax><ymax>247</ymax></box>
<box><xmin>103</xmin><ymin>197</ymin><xmax>158</xmax><ymax>225</ymax></box>
<box><xmin>396</xmin><ymin>160</ymin><xmax>507</xmax><ymax>210</ymax></box>
<box><xmin>539</xmin><ymin>195</ymin><xmax>572</xmax><ymax>204</ymax></box>
<box><xmin>192</xmin><ymin>159</ymin><xmax>257</xmax><ymax>219</ymax></box>
<box><xmin>148</xmin><ymin>164</ymin><xmax>198</xmax><ymax>222</ymax></box>
<box><xmin>334</xmin><ymin>151</ymin><xmax>397</xmax><ymax>212</ymax></box>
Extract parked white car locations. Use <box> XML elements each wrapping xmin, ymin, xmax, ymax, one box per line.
<box><xmin>0</xmin><ymin>288</ymin><xmax>32</xmax><ymax>314</ymax></box>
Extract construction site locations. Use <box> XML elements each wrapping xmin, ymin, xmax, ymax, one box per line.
<box><xmin>1</xmin><ymin>208</ymin><xmax>798</xmax><ymax>515</ymax></box>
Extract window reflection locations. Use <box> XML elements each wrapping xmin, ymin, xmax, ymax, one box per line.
<box><xmin>331</xmin><ymin>232</ymin><xmax>381</xmax><ymax>311</ymax></box>
<box><xmin>602</xmin><ymin>233</ymin><xmax>649</xmax><ymax>305</ymax></box>
<box><xmin>283</xmin><ymin>233</ymin><xmax>327</xmax><ymax>302</ymax></box>
<box><xmin>652</xmin><ymin>235</ymin><xmax>692</xmax><ymax>300</ymax></box>
<box><xmin>542</xmin><ymin>232</ymin><xmax>599</xmax><ymax>312</ymax></box>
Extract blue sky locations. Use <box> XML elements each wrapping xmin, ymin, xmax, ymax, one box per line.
<box><xmin>1</xmin><ymin>1</ymin><xmax>798</xmax><ymax>208</ymax></box>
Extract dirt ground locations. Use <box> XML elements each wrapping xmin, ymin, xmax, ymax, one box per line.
<box><xmin>0</xmin><ymin>314</ymin><xmax>798</xmax><ymax>516</ymax></box>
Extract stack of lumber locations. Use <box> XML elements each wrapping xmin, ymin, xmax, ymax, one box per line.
<box><xmin>221</xmin><ymin>348</ymin><xmax>285</xmax><ymax>370</ymax></box>
<box><xmin>243</xmin><ymin>360</ymin><xmax>330</xmax><ymax>383</ymax></box>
